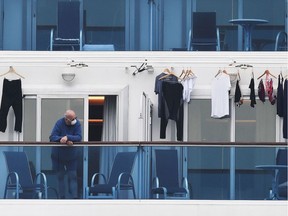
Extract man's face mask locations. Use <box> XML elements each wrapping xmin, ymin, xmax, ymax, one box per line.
<box><xmin>70</xmin><ymin>118</ymin><xmax>77</xmax><ymax>125</ymax></box>
<box><xmin>65</xmin><ymin>116</ymin><xmax>77</xmax><ymax>125</ymax></box>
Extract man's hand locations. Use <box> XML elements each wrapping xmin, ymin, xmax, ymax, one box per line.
<box><xmin>60</xmin><ymin>136</ymin><xmax>68</xmax><ymax>144</ymax></box>
<box><xmin>66</xmin><ymin>140</ymin><xmax>73</xmax><ymax>146</ymax></box>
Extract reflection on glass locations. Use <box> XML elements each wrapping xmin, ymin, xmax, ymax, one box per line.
<box><xmin>235</xmin><ymin>99</ymin><xmax>277</xmax><ymax>199</ymax></box>
<box><xmin>0</xmin><ymin>0</ymin><xmax>285</xmax><ymax>51</ymax></box>
<box><xmin>187</xmin><ymin>99</ymin><xmax>230</xmax><ymax>199</ymax></box>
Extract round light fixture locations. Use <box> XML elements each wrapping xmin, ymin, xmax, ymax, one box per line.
<box><xmin>62</xmin><ymin>73</ymin><xmax>76</xmax><ymax>82</ymax></box>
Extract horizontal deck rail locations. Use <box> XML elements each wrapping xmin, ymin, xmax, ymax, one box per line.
<box><xmin>0</xmin><ymin>141</ymin><xmax>287</xmax><ymax>147</ymax></box>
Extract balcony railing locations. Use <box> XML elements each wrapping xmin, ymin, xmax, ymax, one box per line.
<box><xmin>0</xmin><ymin>141</ymin><xmax>287</xmax><ymax>200</ymax></box>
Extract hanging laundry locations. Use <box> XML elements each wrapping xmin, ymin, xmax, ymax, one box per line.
<box><xmin>160</xmin><ymin>81</ymin><xmax>183</xmax><ymax>141</ymax></box>
<box><xmin>181</xmin><ymin>73</ymin><xmax>197</xmax><ymax>103</ymax></box>
<box><xmin>154</xmin><ymin>71</ymin><xmax>178</xmax><ymax>118</ymax></box>
<box><xmin>0</xmin><ymin>78</ymin><xmax>23</xmax><ymax>133</ymax></box>
<box><xmin>258</xmin><ymin>79</ymin><xmax>265</xmax><ymax>103</ymax></box>
<box><xmin>276</xmin><ymin>75</ymin><xmax>284</xmax><ymax>117</ymax></box>
<box><xmin>265</xmin><ymin>74</ymin><xmax>276</xmax><ymax>105</ymax></box>
<box><xmin>248</xmin><ymin>77</ymin><xmax>256</xmax><ymax>108</ymax></box>
<box><xmin>234</xmin><ymin>79</ymin><xmax>243</xmax><ymax>106</ymax></box>
<box><xmin>283</xmin><ymin>79</ymin><xmax>287</xmax><ymax>139</ymax></box>
<box><xmin>211</xmin><ymin>72</ymin><xmax>231</xmax><ymax>118</ymax></box>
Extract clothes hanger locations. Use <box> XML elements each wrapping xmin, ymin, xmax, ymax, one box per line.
<box><xmin>159</xmin><ymin>68</ymin><xmax>172</xmax><ymax>80</ymax></box>
<box><xmin>215</xmin><ymin>69</ymin><xmax>222</xmax><ymax>77</ymax></box>
<box><xmin>184</xmin><ymin>68</ymin><xmax>195</xmax><ymax>79</ymax></box>
<box><xmin>0</xmin><ymin>66</ymin><xmax>25</xmax><ymax>79</ymax></box>
<box><xmin>159</xmin><ymin>67</ymin><xmax>179</xmax><ymax>80</ymax></box>
<box><xmin>237</xmin><ymin>70</ymin><xmax>241</xmax><ymax>81</ymax></box>
<box><xmin>180</xmin><ymin>68</ymin><xmax>188</xmax><ymax>80</ymax></box>
<box><xmin>251</xmin><ymin>69</ymin><xmax>254</xmax><ymax>79</ymax></box>
<box><xmin>163</xmin><ymin>68</ymin><xmax>171</xmax><ymax>73</ymax></box>
<box><xmin>267</xmin><ymin>70</ymin><xmax>277</xmax><ymax>79</ymax></box>
<box><xmin>257</xmin><ymin>69</ymin><xmax>276</xmax><ymax>80</ymax></box>
<box><xmin>183</xmin><ymin>69</ymin><xmax>189</xmax><ymax>79</ymax></box>
<box><xmin>179</xmin><ymin>68</ymin><xmax>186</xmax><ymax>79</ymax></box>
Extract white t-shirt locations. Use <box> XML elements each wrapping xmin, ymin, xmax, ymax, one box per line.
<box><xmin>211</xmin><ymin>73</ymin><xmax>231</xmax><ymax>118</ymax></box>
<box><xmin>181</xmin><ymin>75</ymin><xmax>197</xmax><ymax>103</ymax></box>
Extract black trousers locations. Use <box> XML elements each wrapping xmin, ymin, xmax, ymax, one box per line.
<box><xmin>0</xmin><ymin>78</ymin><xmax>23</xmax><ymax>132</ymax></box>
<box><xmin>283</xmin><ymin>80</ymin><xmax>287</xmax><ymax>139</ymax></box>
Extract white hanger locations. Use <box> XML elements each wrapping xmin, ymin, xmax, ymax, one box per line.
<box><xmin>0</xmin><ymin>66</ymin><xmax>25</xmax><ymax>79</ymax></box>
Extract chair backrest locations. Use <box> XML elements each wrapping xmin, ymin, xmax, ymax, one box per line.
<box><xmin>192</xmin><ymin>12</ymin><xmax>217</xmax><ymax>41</ymax></box>
<box><xmin>276</xmin><ymin>149</ymin><xmax>287</xmax><ymax>184</ymax></box>
<box><xmin>107</xmin><ymin>151</ymin><xmax>137</xmax><ymax>185</ymax></box>
<box><xmin>3</xmin><ymin>151</ymin><xmax>34</xmax><ymax>187</ymax></box>
<box><xmin>57</xmin><ymin>1</ymin><xmax>80</xmax><ymax>39</ymax></box>
<box><xmin>155</xmin><ymin>149</ymin><xmax>179</xmax><ymax>188</ymax></box>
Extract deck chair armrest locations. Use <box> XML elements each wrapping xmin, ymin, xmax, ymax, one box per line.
<box><xmin>152</xmin><ymin>176</ymin><xmax>160</xmax><ymax>188</ymax></box>
<box><xmin>216</xmin><ymin>27</ymin><xmax>220</xmax><ymax>51</ymax></box>
<box><xmin>154</xmin><ymin>187</ymin><xmax>167</xmax><ymax>193</ymax></box>
<box><xmin>34</xmin><ymin>172</ymin><xmax>47</xmax><ymax>185</ymax></box>
<box><xmin>151</xmin><ymin>186</ymin><xmax>168</xmax><ymax>199</ymax></box>
<box><xmin>187</xmin><ymin>29</ymin><xmax>192</xmax><ymax>51</ymax></box>
<box><xmin>117</xmin><ymin>172</ymin><xmax>134</xmax><ymax>186</ymax></box>
<box><xmin>275</xmin><ymin>31</ymin><xmax>287</xmax><ymax>51</ymax></box>
<box><xmin>34</xmin><ymin>172</ymin><xmax>48</xmax><ymax>198</ymax></box>
<box><xmin>182</xmin><ymin>177</ymin><xmax>190</xmax><ymax>198</ymax></box>
<box><xmin>80</xmin><ymin>29</ymin><xmax>83</xmax><ymax>50</ymax></box>
<box><xmin>50</xmin><ymin>28</ymin><xmax>54</xmax><ymax>51</ymax></box>
<box><xmin>5</xmin><ymin>172</ymin><xmax>20</xmax><ymax>199</ymax></box>
<box><xmin>91</xmin><ymin>173</ymin><xmax>107</xmax><ymax>186</ymax></box>
<box><xmin>182</xmin><ymin>177</ymin><xmax>189</xmax><ymax>190</ymax></box>
<box><xmin>6</xmin><ymin>172</ymin><xmax>20</xmax><ymax>185</ymax></box>
<box><xmin>116</xmin><ymin>172</ymin><xmax>137</xmax><ymax>199</ymax></box>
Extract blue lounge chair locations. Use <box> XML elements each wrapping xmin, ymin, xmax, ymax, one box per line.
<box><xmin>151</xmin><ymin>149</ymin><xmax>190</xmax><ymax>199</ymax></box>
<box><xmin>85</xmin><ymin>151</ymin><xmax>137</xmax><ymax>199</ymax></box>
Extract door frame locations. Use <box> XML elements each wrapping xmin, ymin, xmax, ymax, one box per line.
<box><xmin>22</xmin><ymin>84</ymin><xmax>129</xmax><ymax>198</ymax></box>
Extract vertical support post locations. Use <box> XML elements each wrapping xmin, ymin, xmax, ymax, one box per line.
<box><xmin>286</xmin><ymin>0</ymin><xmax>288</xmax><ymax>33</ymax></box>
<box><xmin>148</xmin><ymin>0</ymin><xmax>154</xmax><ymax>51</ymax></box>
<box><xmin>237</xmin><ymin>0</ymin><xmax>243</xmax><ymax>50</ymax></box>
<box><xmin>230</xmin><ymin>99</ymin><xmax>236</xmax><ymax>200</ymax></box>
<box><xmin>82</xmin><ymin>145</ymin><xmax>88</xmax><ymax>198</ymax></box>
<box><xmin>230</xmin><ymin>147</ymin><xmax>236</xmax><ymax>200</ymax></box>
<box><xmin>138</xmin><ymin>146</ymin><xmax>142</xmax><ymax>199</ymax></box>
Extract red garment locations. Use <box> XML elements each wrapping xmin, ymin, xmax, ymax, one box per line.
<box><xmin>265</xmin><ymin>74</ymin><xmax>276</xmax><ymax>105</ymax></box>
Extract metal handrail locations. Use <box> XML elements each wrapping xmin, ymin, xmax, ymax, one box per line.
<box><xmin>0</xmin><ymin>141</ymin><xmax>287</xmax><ymax>147</ymax></box>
